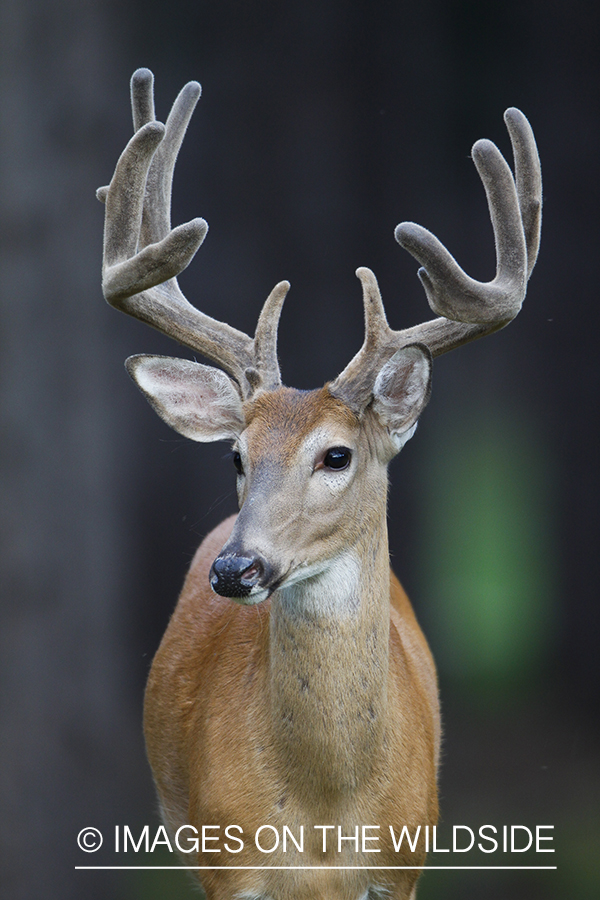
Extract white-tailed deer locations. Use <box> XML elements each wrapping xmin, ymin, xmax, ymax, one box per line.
<box><xmin>98</xmin><ymin>69</ymin><xmax>541</xmax><ymax>900</ymax></box>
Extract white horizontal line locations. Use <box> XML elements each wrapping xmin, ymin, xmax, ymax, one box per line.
<box><xmin>75</xmin><ymin>865</ymin><xmax>557</xmax><ymax>871</ymax></box>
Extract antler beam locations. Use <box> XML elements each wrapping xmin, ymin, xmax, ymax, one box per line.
<box><xmin>330</xmin><ymin>108</ymin><xmax>541</xmax><ymax>411</ymax></box>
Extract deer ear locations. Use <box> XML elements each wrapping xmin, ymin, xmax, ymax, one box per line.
<box><xmin>372</xmin><ymin>345</ymin><xmax>432</xmax><ymax>452</ymax></box>
<box><xmin>126</xmin><ymin>355</ymin><xmax>245</xmax><ymax>441</ymax></box>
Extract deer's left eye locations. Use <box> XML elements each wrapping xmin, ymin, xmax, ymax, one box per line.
<box><xmin>232</xmin><ymin>451</ymin><xmax>244</xmax><ymax>475</ymax></box>
<box><xmin>323</xmin><ymin>447</ymin><xmax>352</xmax><ymax>470</ymax></box>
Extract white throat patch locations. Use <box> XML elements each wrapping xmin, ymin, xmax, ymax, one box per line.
<box><xmin>277</xmin><ymin>550</ymin><xmax>362</xmax><ymax>620</ymax></box>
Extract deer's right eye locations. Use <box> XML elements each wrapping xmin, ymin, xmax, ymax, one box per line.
<box><xmin>232</xmin><ymin>451</ymin><xmax>244</xmax><ymax>475</ymax></box>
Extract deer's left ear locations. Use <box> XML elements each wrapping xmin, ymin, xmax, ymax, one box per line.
<box><xmin>372</xmin><ymin>344</ymin><xmax>432</xmax><ymax>452</ymax></box>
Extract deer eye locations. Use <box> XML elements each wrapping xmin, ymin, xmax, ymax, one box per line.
<box><xmin>323</xmin><ymin>447</ymin><xmax>352</xmax><ymax>471</ymax></box>
<box><xmin>232</xmin><ymin>451</ymin><xmax>244</xmax><ymax>475</ymax></box>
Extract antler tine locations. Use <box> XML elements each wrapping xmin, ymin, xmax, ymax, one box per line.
<box><xmin>131</xmin><ymin>66</ymin><xmax>155</xmax><ymax>130</ymax></box>
<box><xmin>504</xmin><ymin>107</ymin><xmax>542</xmax><ymax>278</ymax></box>
<box><xmin>329</xmin><ymin>268</ymin><xmax>397</xmax><ymax>410</ymax></box>
<box><xmin>98</xmin><ymin>69</ymin><xmax>285</xmax><ymax>399</ymax></box>
<box><xmin>252</xmin><ymin>280</ymin><xmax>291</xmax><ymax>392</ymax></box>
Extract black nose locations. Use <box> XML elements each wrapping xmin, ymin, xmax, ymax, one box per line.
<box><xmin>210</xmin><ymin>554</ymin><xmax>268</xmax><ymax>598</ymax></box>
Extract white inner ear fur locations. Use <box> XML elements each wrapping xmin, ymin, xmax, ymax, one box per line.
<box><xmin>126</xmin><ymin>355</ymin><xmax>245</xmax><ymax>442</ymax></box>
<box><xmin>372</xmin><ymin>346</ymin><xmax>432</xmax><ymax>451</ymax></box>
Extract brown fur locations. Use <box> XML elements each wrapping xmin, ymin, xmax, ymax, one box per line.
<box><xmin>144</xmin><ymin>389</ymin><xmax>440</xmax><ymax>900</ymax></box>
<box><xmin>243</xmin><ymin>387</ymin><xmax>360</xmax><ymax>463</ymax></box>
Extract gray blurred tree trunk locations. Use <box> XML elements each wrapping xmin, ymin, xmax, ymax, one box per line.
<box><xmin>0</xmin><ymin>3</ymin><xmax>146</xmax><ymax>897</ymax></box>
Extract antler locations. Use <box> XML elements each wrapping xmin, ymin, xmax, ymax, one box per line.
<box><xmin>330</xmin><ymin>108</ymin><xmax>542</xmax><ymax>411</ymax></box>
<box><xmin>97</xmin><ymin>68</ymin><xmax>288</xmax><ymax>399</ymax></box>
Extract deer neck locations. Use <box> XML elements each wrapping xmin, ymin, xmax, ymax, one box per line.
<box><xmin>268</xmin><ymin>512</ymin><xmax>391</xmax><ymax>797</ymax></box>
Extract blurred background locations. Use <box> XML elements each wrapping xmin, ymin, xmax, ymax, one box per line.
<box><xmin>1</xmin><ymin>1</ymin><xmax>598</xmax><ymax>898</ymax></box>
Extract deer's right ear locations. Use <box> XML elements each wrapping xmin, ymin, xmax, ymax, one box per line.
<box><xmin>126</xmin><ymin>355</ymin><xmax>245</xmax><ymax>441</ymax></box>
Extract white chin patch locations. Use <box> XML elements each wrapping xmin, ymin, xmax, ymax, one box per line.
<box><xmin>228</xmin><ymin>585</ymin><xmax>271</xmax><ymax>607</ymax></box>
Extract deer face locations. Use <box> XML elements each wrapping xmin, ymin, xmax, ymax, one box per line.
<box><xmin>128</xmin><ymin>346</ymin><xmax>432</xmax><ymax>604</ymax></box>
<box><xmin>211</xmin><ymin>387</ymin><xmax>373</xmax><ymax>602</ymax></box>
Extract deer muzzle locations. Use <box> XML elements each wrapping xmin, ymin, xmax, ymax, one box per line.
<box><xmin>210</xmin><ymin>552</ymin><xmax>274</xmax><ymax>599</ymax></box>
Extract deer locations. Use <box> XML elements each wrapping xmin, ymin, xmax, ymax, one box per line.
<box><xmin>97</xmin><ymin>68</ymin><xmax>541</xmax><ymax>900</ymax></box>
